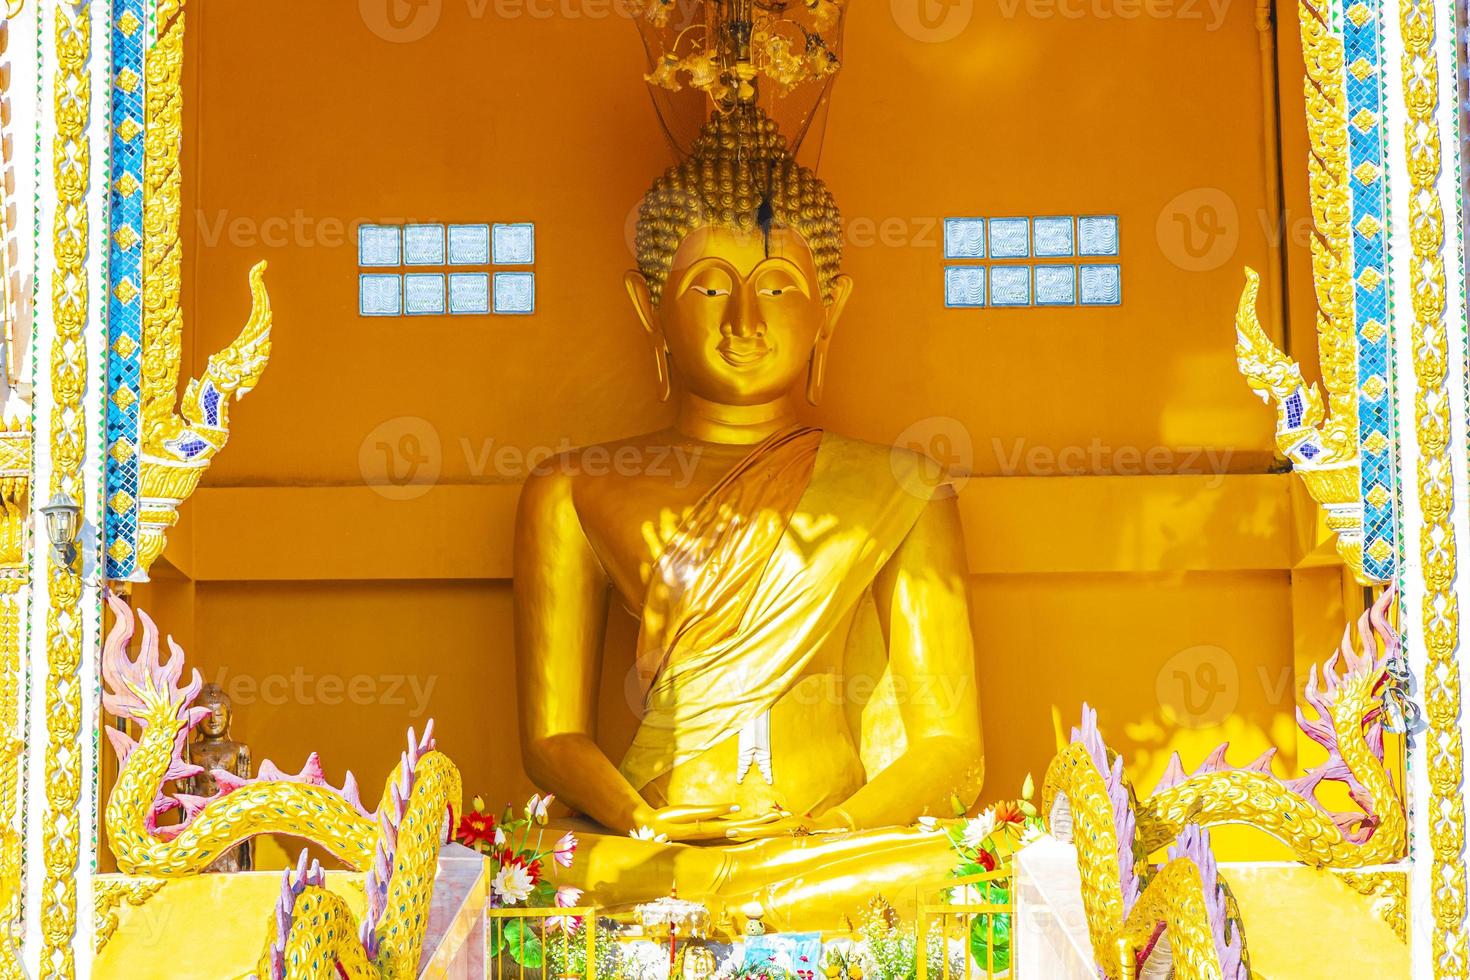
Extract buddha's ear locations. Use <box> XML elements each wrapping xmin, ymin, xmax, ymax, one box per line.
<box><xmin>624</xmin><ymin>270</ymin><xmax>659</xmax><ymax>339</ymax></box>
<box><xmin>821</xmin><ymin>274</ymin><xmax>854</xmax><ymax>339</ymax></box>
<box><xmin>625</xmin><ymin>270</ymin><xmax>671</xmax><ymax>402</ymax></box>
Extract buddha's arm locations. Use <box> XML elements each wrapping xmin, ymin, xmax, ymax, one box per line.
<box><xmin>513</xmin><ymin>469</ymin><xmax>643</xmax><ymax>830</ymax></box>
<box><xmin>832</xmin><ymin>494</ymin><xmax>983</xmax><ymax>827</ymax></box>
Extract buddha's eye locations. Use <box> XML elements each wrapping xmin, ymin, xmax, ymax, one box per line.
<box><xmin>685</xmin><ymin>272</ymin><xmax>733</xmax><ymax>299</ymax></box>
<box><xmin>758</xmin><ymin>287</ymin><xmax>787</xmax><ymax>298</ymax></box>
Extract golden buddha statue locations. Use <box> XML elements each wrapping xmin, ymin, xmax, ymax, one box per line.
<box><xmin>513</xmin><ymin>105</ymin><xmax>983</xmax><ymax>930</ymax></box>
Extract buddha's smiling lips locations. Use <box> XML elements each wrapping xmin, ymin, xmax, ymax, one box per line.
<box><xmin>717</xmin><ymin>339</ymin><xmax>771</xmax><ymax>367</ymax></box>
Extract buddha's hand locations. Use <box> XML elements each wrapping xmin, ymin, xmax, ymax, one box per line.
<box><xmin>721</xmin><ymin>807</ymin><xmax>855</xmax><ymax>842</ymax></box>
<box><xmin>630</xmin><ymin>803</ymin><xmax>747</xmax><ymax>842</ymax></box>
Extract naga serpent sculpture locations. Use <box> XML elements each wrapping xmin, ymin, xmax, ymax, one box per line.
<box><xmin>100</xmin><ymin>593</ymin><xmax>463</xmax><ymax>978</ymax></box>
<box><xmin>1042</xmin><ymin>588</ymin><xmax>1404</xmax><ymax>978</ymax></box>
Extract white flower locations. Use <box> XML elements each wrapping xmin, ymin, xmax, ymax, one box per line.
<box><xmin>961</xmin><ymin>812</ymin><xmax>998</xmax><ymax>850</ymax></box>
<box><xmin>492</xmin><ymin>862</ymin><xmax>534</xmax><ymax>905</ymax></box>
<box><xmin>629</xmin><ymin>825</ymin><xmax>669</xmax><ymax>843</ymax></box>
<box><xmin>493</xmin><ymin>825</ymin><xmax>507</xmax><ymax>847</ymax></box>
<box><xmin>948</xmin><ymin>884</ymin><xmax>985</xmax><ymax>906</ymax></box>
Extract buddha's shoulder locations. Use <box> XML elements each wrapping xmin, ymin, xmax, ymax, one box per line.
<box><xmin>817</xmin><ymin>431</ymin><xmax>951</xmax><ymax>495</ymax></box>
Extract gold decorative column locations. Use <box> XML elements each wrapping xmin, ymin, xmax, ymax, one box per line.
<box><xmin>41</xmin><ymin>0</ymin><xmax>89</xmax><ymax>974</ymax></box>
<box><xmin>0</xmin><ymin>416</ymin><xmax>28</xmax><ymax>977</ymax></box>
<box><xmin>1399</xmin><ymin>0</ymin><xmax>1466</xmax><ymax>969</ymax></box>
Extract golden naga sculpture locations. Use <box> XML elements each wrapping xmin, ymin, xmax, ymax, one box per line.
<box><xmin>1042</xmin><ymin>589</ymin><xmax>1406</xmax><ymax>977</ymax></box>
<box><xmin>1233</xmin><ymin>0</ymin><xmax>1372</xmax><ymax>582</ymax></box>
<box><xmin>513</xmin><ymin>104</ymin><xmax>983</xmax><ymax>930</ymax></box>
<box><xmin>99</xmin><ymin>594</ymin><xmax>463</xmax><ymax>977</ymax></box>
<box><xmin>134</xmin><ymin>261</ymin><xmax>272</xmax><ymax>577</ymax></box>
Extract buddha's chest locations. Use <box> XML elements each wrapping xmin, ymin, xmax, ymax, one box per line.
<box><xmin>571</xmin><ymin>449</ymin><xmax>765</xmax><ymax>606</ymax></box>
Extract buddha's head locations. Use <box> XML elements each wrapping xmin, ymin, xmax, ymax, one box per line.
<box><xmin>626</xmin><ymin>107</ymin><xmax>852</xmax><ymax>406</ymax></box>
<box><xmin>198</xmin><ymin>683</ymin><xmax>232</xmax><ymax>738</ymax></box>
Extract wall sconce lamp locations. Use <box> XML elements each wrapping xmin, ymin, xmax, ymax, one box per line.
<box><xmin>39</xmin><ymin>491</ymin><xmax>81</xmax><ymax>570</ymax></box>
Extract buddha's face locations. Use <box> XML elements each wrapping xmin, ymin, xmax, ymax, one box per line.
<box><xmin>627</xmin><ymin>225</ymin><xmax>852</xmax><ymax>407</ymax></box>
<box><xmin>199</xmin><ymin>687</ymin><xmax>230</xmax><ymax>737</ymax></box>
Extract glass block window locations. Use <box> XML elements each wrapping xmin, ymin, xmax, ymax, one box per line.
<box><xmin>990</xmin><ymin>266</ymin><xmax>1031</xmax><ymax>306</ymax></box>
<box><xmin>944</xmin><ymin>266</ymin><xmax>985</xmax><ymax>307</ymax></box>
<box><xmin>405</xmin><ymin>273</ymin><xmax>446</xmax><ymax>315</ymax></box>
<box><xmin>494</xmin><ymin>272</ymin><xmax>536</xmax><ymax>314</ymax></box>
<box><xmin>449</xmin><ymin>273</ymin><xmax>491</xmax><ymax>314</ymax></box>
<box><xmin>1078</xmin><ymin>216</ymin><xmax>1120</xmax><ymax>256</ymax></box>
<box><xmin>1033</xmin><ymin>217</ymin><xmax>1075</xmax><ymax>258</ymax></box>
<box><xmin>359</xmin><ymin>225</ymin><xmax>401</xmax><ymax>266</ymax></box>
<box><xmin>1079</xmin><ymin>264</ymin><xmax>1122</xmax><ymax>305</ymax></box>
<box><xmin>449</xmin><ymin>224</ymin><xmax>491</xmax><ymax>265</ymax></box>
<box><xmin>1035</xmin><ymin>265</ymin><xmax>1077</xmax><ymax>305</ymax></box>
<box><xmin>941</xmin><ymin>213</ymin><xmax>1119</xmax><ymax>310</ymax></box>
<box><xmin>988</xmin><ymin>218</ymin><xmax>1030</xmax><ymax>259</ymax></box>
<box><xmin>493</xmin><ymin>223</ymin><xmax>536</xmax><ymax>265</ymax></box>
<box><xmin>358</xmin><ymin>221</ymin><xmax>536</xmax><ymax>316</ymax></box>
<box><xmin>360</xmin><ymin>274</ymin><xmax>402</xmax><ymax>316</ymax></box>
<box><xmin>944</xmin><ymin>218</ymin><xmax>985</xmax><ymax>259</ymax></box>
<box><xmin>404</xmin><ymin>224</ymin><xmax>447</xmax><ymax>265</ymax></box>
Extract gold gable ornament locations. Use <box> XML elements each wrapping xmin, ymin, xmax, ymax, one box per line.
<box><xmin>134</xmin><ymin>261</ymin><xmax>271</xmax><ymax>579</ymax></box>
<box><xmin>1235</xmin><ymin>268</ymin><xmax>1370</xmax><ymax>582</ymax></box>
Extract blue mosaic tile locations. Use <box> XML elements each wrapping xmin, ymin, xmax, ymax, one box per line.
<box><xmin>944</xmin><ymin>218</ymin><xmax>985</xmax><ymax>259</ymax></box>
<box><xmin>1078</xmin><ymin>216</ymin><xmax>1119</xmax><ymax>256</ymax></box>
<box><xmin>1035</xmin><ymin>265</ymin><xmax>1076</xmax><ymax>306</ymax></box>
<box><xmin>492</xmin><ymin>223</ymin><xmax>536</xmax><ymax>265</ymax></box>
<box><xmin>1033</xmin><ymin>217</ymin><xmax>1075</xmax><ymax>258</ymax></box>
<box><xmin>944</xmin><ymin>266</ymin><xmax>985</xmax><ymax>307</ymax></box>
<box><xmin>105</xmin><ymin>0</ymin><xmax>148</xmax><ymax>580</ymax></box>
<box><xmin>449</xmin><ymin>273</ymin><xmax>491</xmax><ymax>315</ymax></box>
<box><xmin>448</xmin><ymin>224</ymin><xmax>491</xmax><ymax>265</ymax></box>
<box><xmin>493</xmin><ymin>271</ymin><xmax>536</xmax><ymax>314</ymax></box>
<box><xmin>990</xmin><ymin>266</ymin><xmax>1031</xmax><ymax>306</ymax></box>
<box><xmin>988</xmin><ymin>218</ymin><xmax>1030</xmax><ymax>260</ymax></box>
<box><xmin>360</xmin><ymin>274</ymin><xmax>403</xmax><ymax>316</ymax></box>
<box><xmin>1079</xmin><ymin>264</ymin><xmax>1121</xmax><ymax>305</ymax></box>
<box><xmin>405</xmin><ymin>273</ymin><xmax>445</xmax><ymax>315</ymax></box>
<box><xmin>404</xmin><ymin>224</ymin><xmax>446</xmax><ymax>265</ymax></box>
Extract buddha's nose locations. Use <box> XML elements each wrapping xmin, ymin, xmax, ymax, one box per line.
<box><xmin>723</xmin><ymin>286</ymin><xmax>763</xmax><ymax>339</ymax></box>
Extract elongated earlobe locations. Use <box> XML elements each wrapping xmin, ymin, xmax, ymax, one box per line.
<box><xmin>625</xmin><ymin>270</ymin><xmax>670</xmax><ymax>402</ymax></box>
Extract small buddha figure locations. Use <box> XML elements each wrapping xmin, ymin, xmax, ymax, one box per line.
<box><xmin>514</xmin><ymin>105</ymin><xmax>983</xmax><ymax>929</ymax></box>
<box><xmin>183</xmin><ymin>684</ymin><xmax>253</xmax><ymax>872</ymax></box>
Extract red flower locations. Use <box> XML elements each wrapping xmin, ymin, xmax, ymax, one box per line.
<box><xmin>977</xmin><ymin>849</ymin><xmax>997</xmax><ymax>872</ymax></box>
<box><xmin>457</xmin><ymin>810</ymin><xmax>497</xmax><ymax>848</ymax></box>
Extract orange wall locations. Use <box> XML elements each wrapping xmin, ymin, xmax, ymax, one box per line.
<box><xmin>126</xmin><ymin>0</ymin><xmax>1331</xmax><ymax>858</ymax></box>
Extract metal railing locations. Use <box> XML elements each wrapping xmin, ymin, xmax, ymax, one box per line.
<box><xmin>916</xmin><ymin>866</ymin><xmax>1016</xmax><ymax>980</ymax></box>
<box><xmin>485</xmin><ymin>905</ymin><xmax>598</xmax><ymax>979</ymax></box>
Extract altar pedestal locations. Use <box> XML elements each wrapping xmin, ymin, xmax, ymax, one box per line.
<box><xmin>1012</xmin><ymin>835</ymin><xmax>1409</xmax><ymax>979</ymax></box>
<box><xmin>93</xmin><ymin>843</ymin><xmax>487</xmax><ymax>978</ymax></box>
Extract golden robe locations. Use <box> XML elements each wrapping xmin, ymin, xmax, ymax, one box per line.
<box><xmin>566</xmin><ymin>429</ymin><xmax>961</xmax><ymax>928</ymax></box>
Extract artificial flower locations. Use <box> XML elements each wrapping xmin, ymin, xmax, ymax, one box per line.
<box><xmin>545</xmin><ymin>885</ymin><xmax>585</xmax><ymax>932</ymax></box>
<box><xmin>645</xmin><ymin>53</ymin><xmax>682</xmax><ymax>91</ymax></box>
<box><xmin>683</xmin><ymin>51</ymin><xmax>721</xmax><ymax>90</ymax></box>
<box><xmin>553</xmin><ymin>830</ymin><xmax>578</xmax><ymax>868</ymax></box>
<box><xmin>493</xmin><ymin>824</ymin><xmax>507</xmax><ymax>847</ymax></box>
<box><xmin>807</xmin><ymin>0</ymin><xmax>840</xmax><ymax>31</ymax></box>
<box><xmin>992</xmin><ymin>799</ymin><xmax>1026</xmax><ymax>825</ymax></box>
<box><xmin>456</xmin><ymin>810</ymin><xmax>496</xmax><ymax>849</ymax></box>
<box><xmin>630</xmin><ymin>825</ymin><xmax>669</xmax><ymax>843</ymax></box>
<box><xmin>492</xmin><ymin>860</ymin><xmax>535</xmax><ymax>905</ymax></box>
<box><xmin>524</xmin><ymin>793</ymin><xmax>554</xmax><ymax>825</ymax></box>
<box><xmin>961</xmin><ymin>811</ymin><xmax>998</xmax><ymax>850</ymax></box>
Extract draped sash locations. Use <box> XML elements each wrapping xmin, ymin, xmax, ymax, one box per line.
<box><xmin>619</xmin><ymin>428</ymin><xmax>941</xmax><ymax>791</ymax></box>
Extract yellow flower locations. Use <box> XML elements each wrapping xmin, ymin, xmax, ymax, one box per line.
<box><xmin>645</xmin><ymin>53</ymin><xmax>683</xmax><ymax>91</ymax></box>
<box><xmin>683</xmin><ymin>51</ymin><xmax>721</xmax><ymax>91</ymax></box>
<box><xmin>807</xmin><ymin>0</ymin><xmax>841</xmax><ymax>32</ymax></box>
